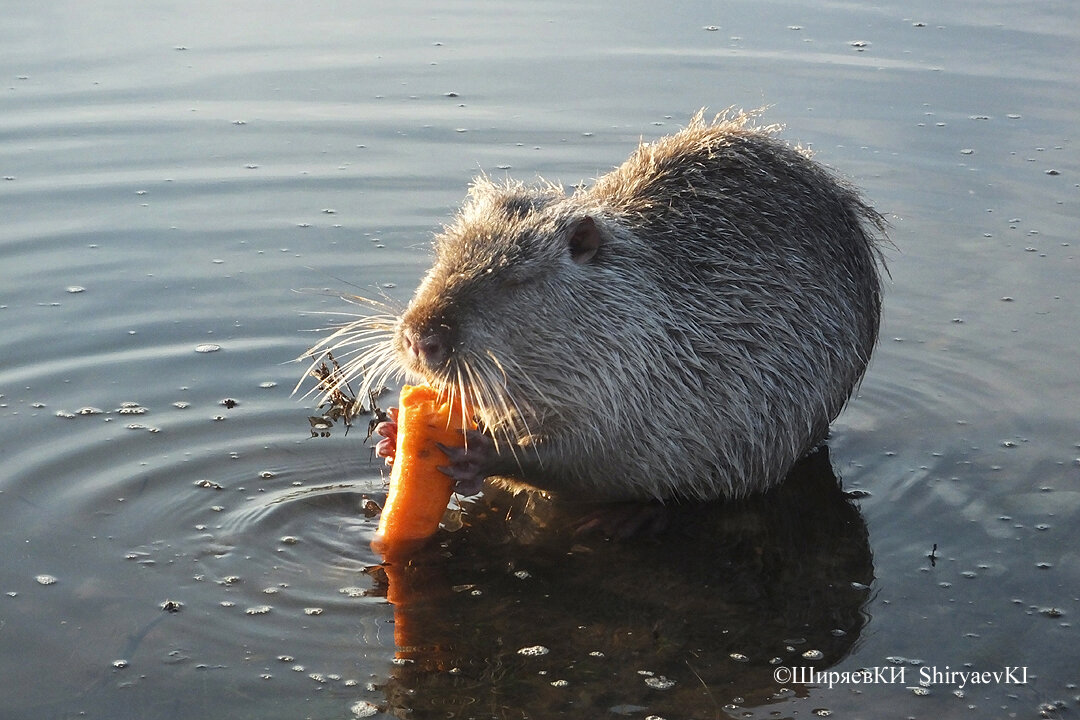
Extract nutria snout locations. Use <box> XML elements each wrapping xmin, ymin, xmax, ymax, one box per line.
<box><xmin>307</xmin><ymin>110</ymin><xmax>887</xmax><ymax>502</ymax></box>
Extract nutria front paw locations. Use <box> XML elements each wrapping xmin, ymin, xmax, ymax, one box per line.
<box><xmin>374</xmin><ymin>413</ymin><xmax>492</xmax><ymax>496</ymax></box>
<box><xmin>437</xmin><ymin>429</ymin><xmax>495</xmax><ymax>497</ymax></box>
<box><xmin>373</xmin><ymin>414</ymin><xmax>398</xmax><ymax>465</ymax></box>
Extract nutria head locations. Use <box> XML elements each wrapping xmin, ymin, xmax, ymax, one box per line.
<box><xmin>392</xmin><ymin>177</ymin><xmax>640</xmax><ymax>453</ymax></box>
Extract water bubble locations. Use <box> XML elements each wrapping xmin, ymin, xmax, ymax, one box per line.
<box><xmin>517</xmin><ymin>645</ymin><xmax>549</xmax><ymax>656</ymax></box>
<box><xmin>885</xmin><ymin>656</ymin><xmax>923</xmax><ymax>666</ymax></box>
<box><xmin>644</xmin><ymin>675</ymin><xmax>676</xmax><ymax>690</ymax></box>
<box><xmin>350</xmin><ymin>700</ymin><xmax>379</xmax><ymax>718</ymax></box>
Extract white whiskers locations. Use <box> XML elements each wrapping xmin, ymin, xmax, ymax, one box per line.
<box><xmin>295</xmin><ymin>300</ymin><xmax>539</xmax><ymax>472</ymax></box>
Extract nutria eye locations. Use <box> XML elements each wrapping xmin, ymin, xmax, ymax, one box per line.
<box><xmin>568</xmin><ymin>216</ymin><xmax>601</xmax><ymax>265</ymax></box>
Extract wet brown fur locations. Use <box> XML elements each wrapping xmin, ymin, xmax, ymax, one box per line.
<box><xmin>304</xmin><ymin>110</ymin><xmax>886</xmax><ymax>502</ymax></box>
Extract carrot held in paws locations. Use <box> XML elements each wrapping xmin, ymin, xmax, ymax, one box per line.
<box><xmin>371</xmin><ymin>384</ymin><xmax>475</xmax><ymax>555</ymax></box>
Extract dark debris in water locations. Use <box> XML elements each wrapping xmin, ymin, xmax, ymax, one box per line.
<box><xmin>303</xmin><ymin>351</ymin><xmax>387</xmax><ymax>441</ymax></box>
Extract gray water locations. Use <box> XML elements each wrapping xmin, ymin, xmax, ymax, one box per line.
<box><xmin>2</xmin><ymin>1</ymin><xmax>1077</xmax><ymax>718</ymax></box>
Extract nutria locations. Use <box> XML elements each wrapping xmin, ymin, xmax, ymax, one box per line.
<box><xmin>306</xmin><ymin>110</ymin><xmax>886</xmax><ymax>503</ymax></box>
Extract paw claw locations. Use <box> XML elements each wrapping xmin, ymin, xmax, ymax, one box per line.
<box><xmin>436</xmin><ymin>433</ymin><xmax>495</xmax><ymax>497</ymax></box>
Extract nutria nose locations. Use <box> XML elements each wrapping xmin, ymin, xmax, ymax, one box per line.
<box><xmin>403</xmin><ymin>325</ymin><xmax>450</xmax><ymax>369</ymax></box>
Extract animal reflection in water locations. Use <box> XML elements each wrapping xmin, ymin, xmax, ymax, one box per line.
<box><xmin>369</xmin><ymin>446</ymin><xmax>873</xmax><ymax>717</ymax></box>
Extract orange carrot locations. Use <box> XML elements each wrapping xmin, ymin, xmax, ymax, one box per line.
<box><xmin>371</xmin><ymin>384</ymin><xmax>474</xmax><ymax>555</ymax></box>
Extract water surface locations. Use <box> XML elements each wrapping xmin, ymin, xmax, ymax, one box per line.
<box><xmin>2</xmin><ymin>1</ymin><xmax>1077</xmax><ymax>718</ymax></box>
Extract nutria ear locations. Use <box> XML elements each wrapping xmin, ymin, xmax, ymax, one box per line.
<box><xmin>568</xmin><ymin>216</ymin><xmax>601</xmax><ymax>265</ymax></box>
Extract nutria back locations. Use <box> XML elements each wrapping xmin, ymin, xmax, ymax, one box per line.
<box><xmin>325</xmin><ymin>111</ymin><xmax>886</xmax><ymax>502</ymax></box>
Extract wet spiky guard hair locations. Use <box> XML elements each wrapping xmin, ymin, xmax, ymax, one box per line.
<box><xmin>303</xmin><ymin>110</ymin><xmax>886</xmax><ymax>502</ymax></box>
